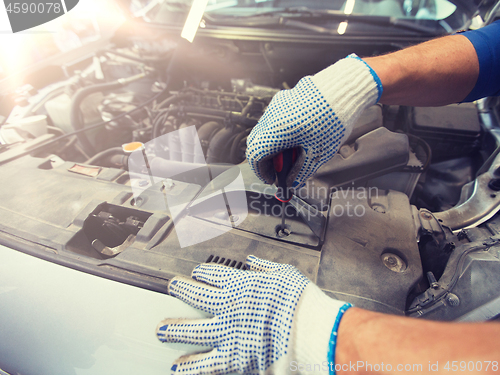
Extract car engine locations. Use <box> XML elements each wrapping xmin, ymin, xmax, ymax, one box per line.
<box><xmin>1</xmin><ymin>26</ymin><xmax>500</xmax><ymax>322</ymax></box>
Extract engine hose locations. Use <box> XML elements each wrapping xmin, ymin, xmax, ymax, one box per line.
<box><xmin>198</xmin><ymin>121</ymin><xmax>224</xmax><ymax>155</ymax></box>
<box><xmin>178</xmin><ymin>106</ymin><xmax>259</xmax><ymax>128</ymax></box>
<box><xmin>152</xmin><ymin>93</ymin><xmax>191</xmax><ymax>140</ymax></box>
<box><xmin>1</xmin><ymin>40</ymin><xmax>190</xmax><ymax>167</ymax></box>
<box><xmin>0</xmin><ymin>83</ymin><xmax>170</xmax><ymax>168</ymax></box>
<box><xmin>103</xmin><ymin>50</ymin><xmax>169</xmax><ymax>65</ymax></box>
<box><xmin>207</xmin><ymin>126</ymin><xmax>239</xmax><ymax>164</ymax></box>
<box><xmin>229</xmin><ymin>128</ymin><xmax>251</xmax><ymax>164</ymax></box>
<box><xmin>84</xmin><ymin>147</ymin><xmax>124</xmax><ymax>166</ymax></box>
<box><xmin>241</xmin><ymin>97</ymin><xmax>254</xmax><ymax>118</ymax></box>
<box><xmin>70</xmin><ymin>72</ymin><xmax>148</xmax><ymax>155</ymax></box>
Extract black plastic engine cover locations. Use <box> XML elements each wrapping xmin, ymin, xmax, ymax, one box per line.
<box><xmin>319</xmin><ymin>189</ymin><xmax>422</xmax><ymax>314</ymax></box>
<box><xmin>0</xmin><ymin>152</ymin><xmax>421</xmax><ymax>316</ymax></box>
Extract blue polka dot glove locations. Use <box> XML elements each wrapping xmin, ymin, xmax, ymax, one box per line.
<box><xmin>156</xmin><ymin>255</ymin><xmax>352</xmax><ymax>375</ymax></box>
<box><xmin>246</xmin><ymin>54</ymin><xmax>382</xmax><ymax>189</ymax></box>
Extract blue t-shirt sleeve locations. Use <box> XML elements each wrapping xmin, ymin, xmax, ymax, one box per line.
<box><xmin>461</xmin><ymin>20</ymin><xmax>500</xmax><ymax>102</ymax></box>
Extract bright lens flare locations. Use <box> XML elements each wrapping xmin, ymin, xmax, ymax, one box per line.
<box><xmin>0</xmin><ymin>0</ymin><xmax>125</xmax><ymax>79</ymax></box>
<box><xmin>337</xmin><ymin>21</ymin><xmax>348</xmax><ymax>34</ymax></box>
<box><xmin>344</xmin><ymin>0</ymin><xmax>355</xmax><ymax>14</ymax></box>
<box><xmin>181</xmin><ymin>0</ymin><xmax>209</xmax><ymax>43</ymax></box>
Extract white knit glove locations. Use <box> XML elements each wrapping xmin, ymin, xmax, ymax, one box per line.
<box><xmin>246</xmin><ymin>54</ymin><xmax>382</xmax><ymax>189</ymax></box>
<box><xmin>156</xmin><ymin>255</ymin><xmax>352</xmax><ymax>375</ymax></box>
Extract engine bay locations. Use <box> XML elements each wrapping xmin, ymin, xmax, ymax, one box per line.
<box><xmin>1</xmin><ymin>27</ymin><xmax>500</xmax><ymax>321</ymax></box>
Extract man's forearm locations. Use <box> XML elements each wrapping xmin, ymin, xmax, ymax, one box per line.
<box><xmin>336</xmin><ymin>307</ymin><xmax>500</xmax><ymax>374</ymax></box>
<box><xmin>363</xmin><ymin>35</ymin><xmax>479</xmax><ymax>107</ymax></box>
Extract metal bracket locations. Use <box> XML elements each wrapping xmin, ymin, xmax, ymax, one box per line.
<box><xmin>433</xmin><ymin>150</ymin><xmax>500</xmax><ymax>232</ymax></box>
<box><xmin>92</xmin><ymin>234</ymin><xmax>136</xmax><ymax>257</ymax></box>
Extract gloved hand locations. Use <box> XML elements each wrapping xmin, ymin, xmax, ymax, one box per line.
<box><xmin>246</xmin><ymin>54</ymin><xmax>382</xmax><ymax>189</ymax></box>
<box><xmin>156</xmin><ymin>255</ymin><xmax>352</xmax><ymax>375</ymax></box>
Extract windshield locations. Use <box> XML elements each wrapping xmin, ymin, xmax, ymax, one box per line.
<box><xmin>134</xmin><ymin>0</ymin><xmax>471</xmax><ymax>35</ymax></box>
<box><xmin>203</xmin><ymin>0</ymin><xmax>457</xmax><ymax>20</ymax></box>
<box><xmin>137</xmin><ymin>0</ymin><xmax>464</xmax><ymax>25</ymax></box>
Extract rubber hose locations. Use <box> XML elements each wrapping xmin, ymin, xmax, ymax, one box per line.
<box><xmin>152</xmin><ymin>93</ymin><xmax>191</xmax><ymax>140</ymax></box>
<box><xmin>85</xmin><ymin>147</ymin><xmax>124</xmax><ymax>166</ymax></box>
<box><xmin>207</xmin><ymin>127</ymin><xmax>238</xmax><ymax>164</ymax></box>
<box><xmin>197</xmin><ymin>121</ymin><xmax>223</xmax><ymax>141</ymax></box>
<box><xmin>180</xmin><ymin>106</ymin><xmax>259</xmax><ymax>128</ymax></box>
<box><xmin>104</xmin><ymin>49</ymin><xmax>168</xmax><ymax>64</ymax></box>
<box><xmin>70</xmin><ymin>81</ymin><xmax>124</xmax><ymax>155</ymax></box>
<box><xmin>229</xmin><ymin>128</ymin><xmax>251</xmax><ymax>164</ymax></box>
<box><xmin>197</xmin><ymin>121</ymin><xmax>224</xmax><ymax>155</ymax></box>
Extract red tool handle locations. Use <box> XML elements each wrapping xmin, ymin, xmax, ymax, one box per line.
<box><xmin>273</xmin><ymin>148</ymin><xmax>297</xmax><ymax>202</ymax></box>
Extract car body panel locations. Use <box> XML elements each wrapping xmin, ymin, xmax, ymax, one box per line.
<box><xmin>0</xmin><ymin>244</ymin><xmax>207</xmax><ymax>375</ymax></box>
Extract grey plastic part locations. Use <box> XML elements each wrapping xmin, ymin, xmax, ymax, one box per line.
<box><xmin>344</xmin><ymin>104</ymin><xmax>383</xmax><ymax>144</ymax></box>
<box><xmin>368</xmin><ymin>150</ymin><xmax>423</xmax><ymax>198</ymax></box>
<box><xmin>458</xmin><ymin>296</ymin><xmax>500</xmax><ymax>322</ymax></box>
<box><xmin>288</xmin><ymin>195</ymin><xmax>326</xmax><ymax>239</ymax></box>
<box><xmin>318</xmin><ymin>189</ymin><xmax>422</xmax><ymax>314</ymax></box>
<box><xmin>188</xmin><ymin>164</ymin><xmax>327</xmax><ymax>246</ymax></box>
<box><xmin>413</xmin><ymin>103</ymin><xmax>481</xmax><ymax>133</ymax></box>
<box><xmin>149</xmin><ymin>157</ymin><xmax>233</xmax><ymax>185</ymax></box>
<box><xmin>408</xmin><ymin>104</ymin><xmax>481</xmax><ymax>161</ymax></box>
<box><xmin>314</xmin><ymin>127</ymin><xmax>410</xmax><ymax>187</ymax></box>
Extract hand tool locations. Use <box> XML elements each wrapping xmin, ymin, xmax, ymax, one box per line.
<box><xmin>273</xmin><ymin>148</ymin><xmax>297</xmax><ymax>236</ymax></box>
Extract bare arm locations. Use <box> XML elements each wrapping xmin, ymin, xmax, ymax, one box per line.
<box><xmin>363</xmin><ymin>35</ymin><xmax>479</xmax><ymax>107</ymax></box>
<box><xmin>336</xmin><ymin>307</ymin><xmax>500</xmax><ymax>374</ymax></box>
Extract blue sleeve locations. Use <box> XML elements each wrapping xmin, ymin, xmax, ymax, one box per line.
<box><xmin>461</xmin><ymin>20</ymin><xmax>500</xmax><ymax>102</ymax></box>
